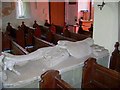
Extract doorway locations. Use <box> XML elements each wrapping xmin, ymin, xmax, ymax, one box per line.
<box><xmin>49</xmin><ymin>2</ymin><xmax>65</xmax><ymax>26</ymax></box>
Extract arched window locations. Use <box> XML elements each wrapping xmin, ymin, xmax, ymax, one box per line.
<box><xmin>16</xmin><ymin>0</ymin><xmax>30</xmax><ymax>19</ymax></box>
<box><xmin>18</xmin><ymin>0</ymin><xmax>24</xmax><ymax>17</ymax></box>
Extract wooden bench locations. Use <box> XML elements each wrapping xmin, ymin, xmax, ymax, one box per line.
<box><xmin>53</xmin><ymin>33</ymin><xmax>76</xmax><ymax>44</ymax></box>
<box><xmin>63</xmin><ymin>29</ymin><xmax>89</xmax><ymax>41</ymax></box>
<box><xmin>40</xmin><ymin>70</ymin><xmax>74</xmax><ymax>89</ymax></box>
<box><xmin>54</xmin><ymin>25</ymin><xmax>63</xmax><ymax>34</ymax></box>
<box><xmin>6</xmin><ymin>22</ymin><xmax>16</xmax><ymax>39</ymax></box>
<box><xmin>16</xmin><ymin>26</ymin><xmax>25</xmax><ymax>48</ymax></box>
<box><xmin>26</xmin><ymin>36</ymin><xmax>55</xmax><ymax>52</ymax></box>
<box><xmin>11</xmin><ymin>41</ymin><xmax>29</xmax><ymax>55</ymax></box>
<box><xmin>2</xmin><ymin>32</ymin><xmax>28</xmax><ymax>55</ymax></box>
<box><xmin>20</xmin><ymin>22</ymin><xmax>35</xmax><ymax>47</ymax></box>
<box><xmin>70</xmin><ymin>31</ymin><xmax>90</xmax><ymax>41</ymax></box>
<box><xmin>110</xmin><ymin>42</ymin><xmax>120</xmax><ymax>73</ymax></box>
<box><xmin>33</xmin><ymin>25</ymin><xmax>76</xmax><ymax>44</ymax></box>
<box><xmin>81</xmin><ymin>58</ymin><xmax>120</xmax><ymax>89</ymax></box>
<box><xmin>2</xmin><ymin>33</ymin><xmax>11</xmax><ymax>51</ymax></box>
<box><xmin>33</xmin><ymin>21</ymin><xmax>49</xmax><ymax>37</ymax></box>
<box><xmin>21</xmin><ymin>21</ymin><xmax>30</xmax><ymax>34</ymax></box>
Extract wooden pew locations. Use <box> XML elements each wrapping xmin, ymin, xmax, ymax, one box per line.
<box><xmin>53</xmin><ymin>33</ymin><xmax>76</xmax><ymax>44</ymax></box>
<box><xmin>109</xmin><ymin>42</ymin><xmax>120</xmax><ymax>73</ymax></box>
<box><xmin>33</xmin><ymin>20</ymin><xmax>39</xmax><ymax>28</ymax></box>
<box><xmin>26</xmin><ymin>36</ymin><xmax>55</xmax><ymax>52</ymax></box>
<box><xmin>33</xmin><ymin>20</ymin><xmax>63</xmax><ymax>35</ymax></box>
<box><xmin>34</xmin><ymin>36</ymin><xmax>54</xmax><ymax>48</ymax></box>
<box><xmin>16</xmin><ymin>23</ymin><xmax>35</xmax><ymax>48</ymax></box>
<box><xmin>21</xmin><ymin>21</ymin><xmax>30</xmax><ymax>34</ymax></box>
<box><xmin>33</xmin><ymin>21</ymin><xmax>49</xmax><ymax>37</ymax></box>
<box><xmin>81</xmin><ymin>58</ymin><xmax>120</xmax><ymax>89</ymax></box>
<box><xmin>63</xmin><ymin>29</ymin><xmax>90</xmax><ymax>41</ymax></box>
<box><xmin>54</xmin><ymin>25</ymin><xmax>63</xmax><ymax>34</ymax></box>
<box><xmin>69</xmin><ymin>32</ymin><xmax>89</xmax><ymax>41</ymax></box>
<box><xmin>5</xmin><ymin>22</ymin><xmax>30</xmax><ymax>48</ymax></box>
<box><xmin>6</xmin><ymin>22</ymin><xmax>16</xmax><ymax>39</ymax></box>
<box><xmin>20</xmin><ymin>22</ymin><xmax>35</xmax><ymax>47</ymax></box>
<box><xmin>32</xmin><ymin>21</ymin><xmax>78</xmax><ymax>44</ymax></box>
<box><xmin>16</xmin><ymin>26</ymin><xmax>25</xmax><ymax>48</ymax></box>
<box><xmin>2</xmin><ymin>32</ymin><xmax>28</xmax><ymax>55</ymax></box>
<box><xmin>35</xmin><ymin>25</ymin><xmax>76</xmax><ymax>44</ymax></box>
<box><xmin>49</xmin><ymin>24</ymin><xmax>63</xmax><ymax>34</ymax></box>
<box><xmin>25</xmin><ymin>32</ymin><xmax>34</xmax><ymax>47</ymax></box>
<box><xmin>25</xmin><ymin>26</ymin><xmax>34</xmax><ymax>47</ymax></box>
<box><xmin>43</xmin><ymin>29</ymin><xmax>76</xmax><ymax>44</ymax></box>
<box><xmin>11</xmin><ymin>41</ymin><xmax>29</xmax><ymax>55</ymax></box>
<box><xmin>2</xmin><ymin>33</ymin><xmax>11</xmax><ymax>51</ymax></box>
<box><xmin>40</xmin><ymin>70</ymin><xmax>74</xmax><ymax>89</ymax></box>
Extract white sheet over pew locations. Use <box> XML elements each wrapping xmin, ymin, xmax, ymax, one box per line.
<box><xmin>3</xmin><ymin>52</ymin><xmax>109</xmax><ymax>88</ymax></box>
<box><xmin>2</xmin><ymin>38</ymin><xmax>109</xmax><ymax>88</ymax></box>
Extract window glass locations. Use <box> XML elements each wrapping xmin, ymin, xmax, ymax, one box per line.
<box><xmin>16</xmin><ymin>0</ymin><xmax>30</xmax><ymax>19</ymax></box>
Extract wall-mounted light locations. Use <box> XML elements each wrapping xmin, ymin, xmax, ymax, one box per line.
<box><xmin>97</xmin><ymin>1</ymin><xmax>105</xmax><ymax>10</ymax></box>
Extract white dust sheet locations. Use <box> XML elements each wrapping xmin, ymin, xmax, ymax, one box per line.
<box><xmin>3</xmin><ymin>55</ymin><xmax>91</xmax><ymax>88</ymax></box>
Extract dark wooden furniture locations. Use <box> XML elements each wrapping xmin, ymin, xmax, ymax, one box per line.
<box><xmin>33</xmin><ymin>21</ymin><xmax>87</xmax><ymax>43</ymax></box>
<box><xmin>20</xmin><ymin>22</ymin><xmax>35</xmax><ymax>47</ymax></box>
<box><xmin>40</xmin><ymin>70</ymin><xmax>73</xmax><ymax>89</ymax></box>
<box><xmin>2</xmin><ymin>31</ymin><xmax>28</xmax><ymax>55</ymax></box>
<box><xmin>54</xmin><ymin>25</ymin><xmax>63</xmax><ymax>34</ymax></box>
<box><xmin>69</xmin><ymin>31</ymin><xmax>89</xmax><ymax>41</ymax></box>
<box><xmin>27</xmin><ymin>36</ymin><xmax>54</xmax><ymax>52</ymax></box>
<box><xmin>34</xmin><ymin>26</ymin><xmax>41</xmax><ymax>38</ymax></box>
<box><xmin>110</xmin><ymin>42</ymin><xmax>120</xmax><ymax>72</ymax></box>
<box><xmin>21</xmin><ymin>21</ymin><xmax>29</xmax><ymax>34</ymax></box>
<box><xmin>25</xmin><ymin>32</ymin><xmax>34</xmax><ymax>47</ymax></box>
<box><xmin>6</xmin><ymin>22</ymin><xmax>16</xmax><ymax>39</ymax></box>
<box><xmin>2</xmin><ymin>33</ymin><xmax>11</xmax><ymax>51</ymax></box>
<box><xmin>53</xmin><ymin>33</ymin><xmax>76</xmax><ymax>44</ymax></box>
<box><xmin>81</xmin><ymin>58</ymin><xmax>120</xmax><ymax>89</ymax></box>
<box><xmin>33</xmin><ymin>20</ymin><xmax>39</xmax><ymax>28</ymax></box>
<box><xmin>16</xmin><ymin>26</ymin><xmax>25</xmax><ymax>48</ymax></box>
<box><xmin>33</xmin><ymin>21</ymin><xmax>49</xmax><ymax>36</ymax></box>
<box><xmin>37</xmin><ymin>25</ymin><xmax>76</xmax><ymax>44</ymax></box>
<box><xmin>11</xmin><ymin>41</ymin><xmax>29</xmax><ymax>55</ymax></box>
<box><xmin>63</xmin><ymin>29</ymin><xmax>89</xmax><ymax>41</ymax></box>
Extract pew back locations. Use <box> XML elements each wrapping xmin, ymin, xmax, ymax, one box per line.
<box><xmin>110</xmin><ymin>42</ymin><xmax>120</xmax><ymax>72</ymax></box>
<box><xmin>16</xmin><ymin>27</ymin><xmax>25</xmax><ymax>48</ymax></box>
<box><xmin>6</xmin><ymin>22</ymin><xmax>16</xmax><ymax>39</ymax></box>
<box><xmin>82</xmin><ymin>58</ymin><xmax>120</xmax><ymax>89</ymax></box>
<box><xmin>33</xmin><ymin>36</ymin><xmax>54</xmax><ymax>50</ymax></box>
<box><xmin>40</xmin><ymin>70</ymin><xmax>73</xmax><ymax>89</ymax></box>
<box><xmin>2</xmin><ymin>33</ymin><xmax>11</xmax><ymax>51</ymax></box>
<box><xmin>11</xmin><ymin>41</ymin><xmax>29</xmax><ymax>55</ymax></box>
<box><xmin>70</xmin><ymin>32</ymin><xmax>89</xmax><ymax>41</ymax></box>
<box><xmin>53</xmin><ymin>34</ymin><xmax>76</xmax><ymax>44</ymax></box>
<box><xmin>63</xmin><ymin>29</ymin><xmax>89</xmax><ymax>41</ymax></box>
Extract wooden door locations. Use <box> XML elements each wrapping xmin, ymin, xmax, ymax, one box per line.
<box><xmin>49</xmin><ymin>2</ymin><xmax>65</xmax><ymax>26</ymax></box>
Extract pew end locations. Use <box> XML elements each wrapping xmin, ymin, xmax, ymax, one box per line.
<box><xmin>110</xmin><ymin>42</ymin><xmax>120</xmax><ymax>72</ymax></box>
<box><xmin>40</xmin><ymin>70</ymin><xmax>74</xmax><ymax>89</ymax></box>
<box><xmin>82</xmin><ymin>58</ymin><xmax>120</xmax><ymax>89</ymax></box>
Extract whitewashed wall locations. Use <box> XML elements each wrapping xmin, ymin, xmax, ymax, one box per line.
<box><xmin>2</xmin><ymin>2</ymin><xmax>49</xmax><ymax>32</ymax></box>
<box><xmin>93</xmin><ymin>1</ymin><xmax>119</xmax><ymax>53</ymax></box>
